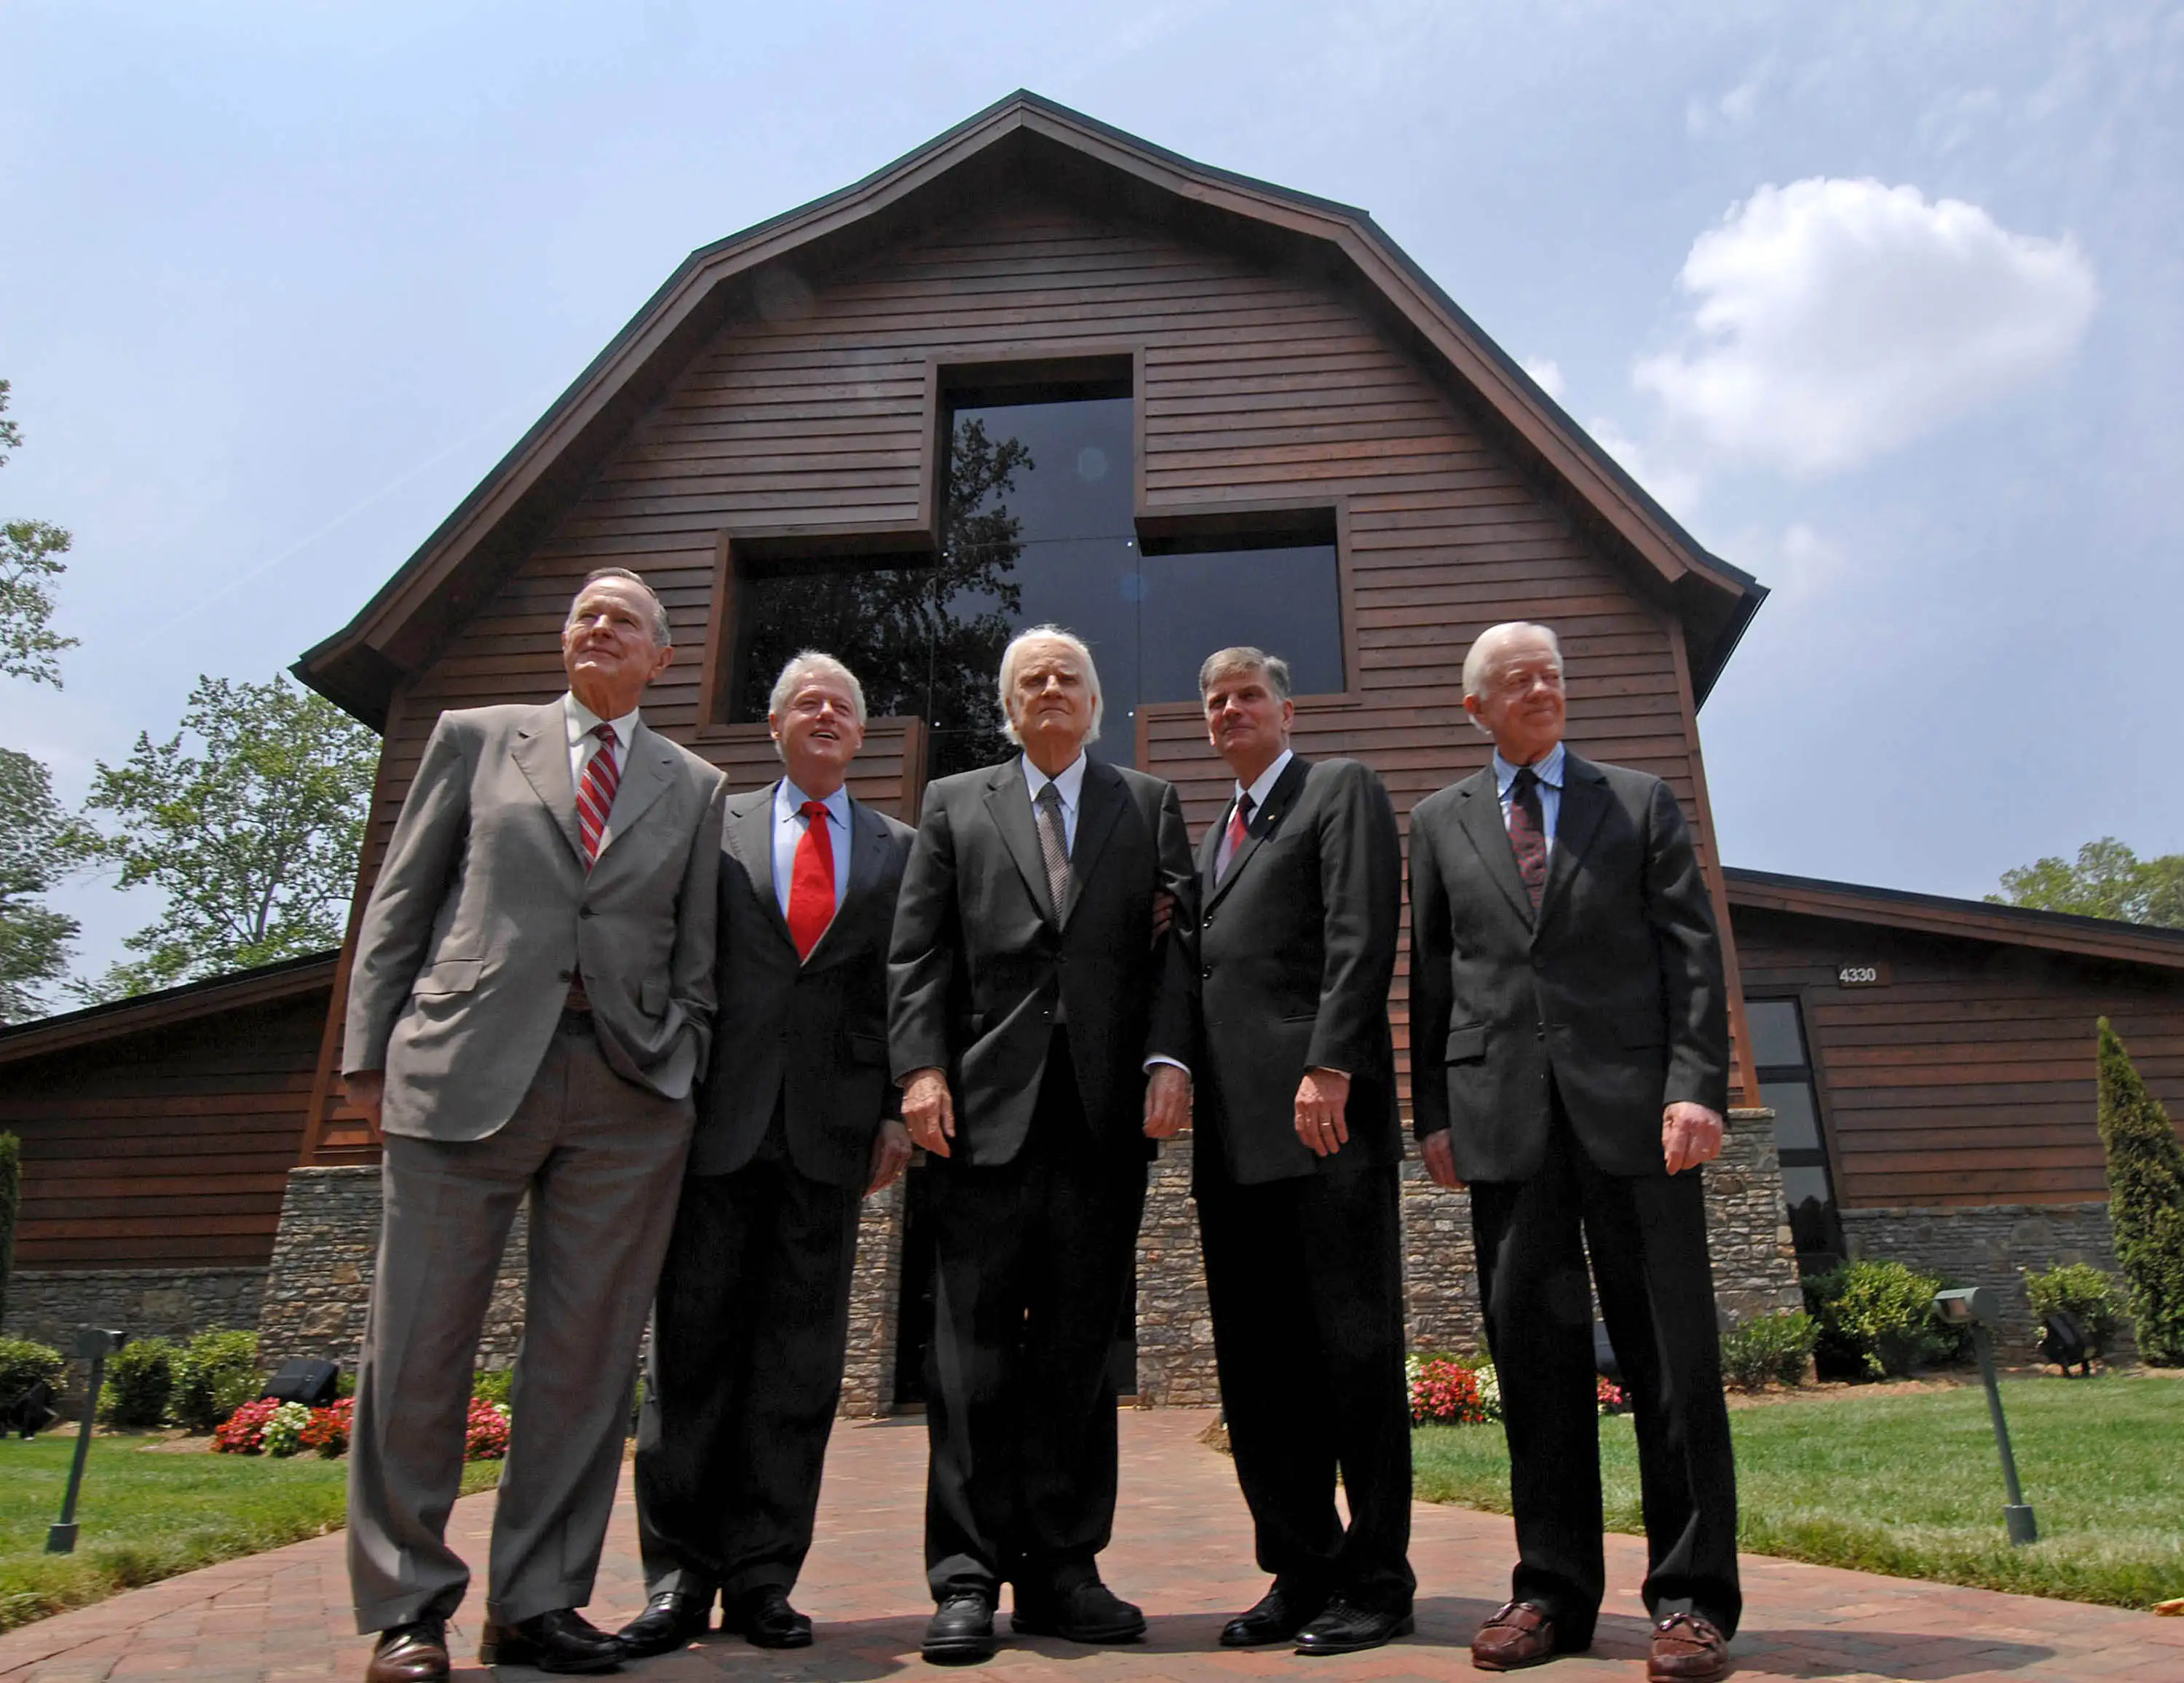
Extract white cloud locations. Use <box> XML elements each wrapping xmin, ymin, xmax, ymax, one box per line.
<box><xmin>1519</xmin><ymin>356</ymin><xmax>1566</xmax><ymax>401</ymax></box>
<box><xmin>1583</xmin><ymin>416</ymin><xmax>1704</xmax><ymax>525</ymax></box>
<box><xmin>1685</xmin><ymin>60</ymin><xmax>1769</xmax><ymax>138</ymax></box>
<box><xmin>1634</xmin><ymin>178</ymin><xmax>2099</xmax><ymax>475</ymax></box>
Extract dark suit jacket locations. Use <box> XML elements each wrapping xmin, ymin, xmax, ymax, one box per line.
<box><xmin>1406</xmin><ymin>749</ymin><xmax>1729</xmax><ymax>1181</ymax></box>
<box><xmin>689</xmin><ymin>782</ymin><xmax>915</xmax><ymax>1185</ymax></box>
<box><xmin>1193</xmin><ymin>756</ymin><xmax>1403</xmax><ymax>1188</ymax></box>
<box><xmin>887</xmin><ymin>756</ymin><xmax>1198</xmax><ymax>1168</ymax></box>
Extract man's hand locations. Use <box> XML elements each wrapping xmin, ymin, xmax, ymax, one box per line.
<box><xmin>1143</xmin><ymin>1064</ymin><xmax>1191</xmax><ymax>1138</ymax></box>
<box><xmin>344</xmin><ymin>1069</ymin><xmax>385</xmax><ymax>1128</ymax></box>
<box><xmin>1662</xmin><ymin>1101</ymin><xmax>1725</xmax><ymax>1174</ymax></box>
<box><xmin>1419</xmin><ymin>1128</ymin><xmax>1464</xmax><ymax>1188</ymax></box>
<box><xmin>902</xmin><ymin>1069</ymin><xmax>956</xmax><ymax>1158</ymax></box>
<box><xmin>1294</xmin><ymin>1067</ymin><xmax>1351</xmax><ymax>1157</ymax></box>
<box><xmin>1150</xmin><ymin>890</ymin><xmax>1176</xmax><ymax>946</ymax></box>
<box><xmin>867</xmin><ymin>1117</ymin><xmax>912</xmax><ymax>1195</ymax></box>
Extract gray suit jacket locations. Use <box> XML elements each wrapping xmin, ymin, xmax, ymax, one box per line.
<box><xmin>1406</xmin><ymin>750</ymin><xmax>1729</xmax><ymax>1181</ymax></box>
<box><xmin>690</xmin><ymin>783</ymin><xmax>915</xmax><ymax>1184</ymax></box>
<box><xmin>344</xmin><ymin>700</ymin><xmax>729</xmax><ymax>1141</ymax></box>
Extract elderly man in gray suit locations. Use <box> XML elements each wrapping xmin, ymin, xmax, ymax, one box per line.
<box><xmin>341</xmin><ymin>567</ymin><xmax>727</xmax><ymax>1683</ymax></box>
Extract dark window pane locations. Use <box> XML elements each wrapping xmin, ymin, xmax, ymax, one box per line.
<box><xmin>1744</xmin><ymin>999</ymin><xmax>1806</xmax><ymax>1069</ymax></box>
<box><xmin>1136</xmin><ymin>545</ymin><xmax>1344</xmax><ymax>705</ymax></box>
<box><xmin>1759</xmin><ymin>1080</ymin><xmax>1824</xmax><ymax>1153</ymax></box>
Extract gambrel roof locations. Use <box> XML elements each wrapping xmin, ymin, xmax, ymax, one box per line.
<box><xmin>295</xmin><ymin>91</ymin><xmax>1765</xmax><ymax>729</ymax></box>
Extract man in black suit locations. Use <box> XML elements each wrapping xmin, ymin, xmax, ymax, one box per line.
<box><xmin>620</xmin><ymin>652</ymin><xmax>914</xmax><ymax>1660</ymax></box>
<box><xmin>1190</xmin><ymin>647</ymin><xmax>1414</xmax><ymax>1656</ymax></box>
<box><xmin>1407</xmin><ymin>622</ymin><xmax>1738</xmax><ymax>1682</ymax></box>
<box><xmin>890</xmin><ymin>624</ymin><xmax>1196</xmax><ymax>1665</ymax></box>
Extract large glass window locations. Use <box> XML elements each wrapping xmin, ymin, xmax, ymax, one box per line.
<box><xmin>729</xmin><ymin>389</ymin><xmax>1345</xmax><ymax>778</ymax></box>
<box><xmin>1744</xmin><ymin>997</ymin><xmax>1846</xmax><ymax>1276</ymax></box>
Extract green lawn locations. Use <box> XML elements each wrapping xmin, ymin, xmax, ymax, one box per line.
<box><xmin>1412</xmin><ymin>1371</ymin><xmax>2184</xmax><ymax>1611</ymax></box>
<box><xmin>0</xmin><ymin>1435</ymin><xmax>502</xmax><ymax>1634</ymax></box>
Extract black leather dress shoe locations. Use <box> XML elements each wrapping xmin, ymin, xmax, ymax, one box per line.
<box><xmin>614</xmin><ymin>1591</ymin><xmax>712</xmax><ymax>1660</ymax></box>
<box><xmin>922</xmin><ymin>1592</ymin><xmax>998</xmax><ymax>1664</ymax></box>
<box><xmin>724</xmin><ymin>1585</ymin><xmax>813</xmax><ymax>1650</ymax></box>
<box><xmin>365</xmin><ymin>1617</ymin><xmax>449</xmax><ymax>1683</ymax></box>
<box><xmin>1219</xmin><ymin>1585</ymin><xmax>1324</xmax><ymax>1648</ymax></box>
<box><xmin>478</xmin><ymin>1608</ymin><xmax>624</xmax><ymax>1674</ymax></box>
<box><xmin>1010</xmin><ymin>1580</ymin><xmax>1147</xmax><ymax>1644</ymax></box>
<box><xmin>1293</xmin><ymin>1598</ymin><xmax>1415</xmax><ymax>1656</ymax></box>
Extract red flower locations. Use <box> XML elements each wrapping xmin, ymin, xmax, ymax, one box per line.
<box><xmin>299</xmin><ymin>1397</ymin><xmax>355</xmax><ymax>1458</ymax></box>
<box><xmin>1409</xmin><ymin>1358</ymin><xmax>1490</xmax><ymax>1425</ymax></box>
<box><xmin>1597</xmin><ymin>1377</ymin><xmax>1628</xmax><ymax>1414</ymax></box>
<box><xmin>213</xmin><ymin>1398</ymin><xmax>278</xmax><ymax>1454</ymax></box>
<box><xmin>465</xmin><ymin>1398</ymin><xmax>510</xmax><ymax>1461</ymax></box>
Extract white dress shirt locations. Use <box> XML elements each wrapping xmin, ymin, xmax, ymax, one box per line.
<box><xmin>772</xmin><ymin>778</ymin><xmax>852</xmax><ymax>921</ymax></box>
<box><xmin>563</xmin><ymin>692</ymin><xmax>643</xmax><ymax>801</ymax></box>
<box><xmin>1493</xmin><ymin>739</ymin><xmax>1566</xmax><ymax>857</ymax></box>
<box><xmin>1218</xmin><ymin>747</ymin><xmax>1294</xmax><ymax>876</ymax></box>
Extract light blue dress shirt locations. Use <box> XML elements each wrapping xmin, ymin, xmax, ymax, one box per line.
<box><xmin>772</xmin><ymin>778</ymin><xmax>852</xmax><ymax>920</ymax></box>
<box><xmin>1021</xmin><ymin>751</ymin><xmax>1087</xmax><ymax>851</ymax></box>
<box><xmin>1492</xmin><ymin>740</ymin><xmax>1567</xmax><ymax>857</ymax></box>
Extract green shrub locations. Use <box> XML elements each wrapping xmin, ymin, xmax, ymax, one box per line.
<box><xmin>0</xmin><ymin>1130</ymin><xmax>20</xmax><ymax>1328</ymax></box>
<box><xmin>2022</xmin><ymin>1261</ymin><xmax>2129</xmax><ymax>1358</ymax></box>
<box><xmin>2096</xmin><ymin>1019</ymin><xmax>2184</xmax><ymax>1364</ymax></box>
<box><xmin>167</xmin><ymin>1330</ymin><xmax>261</xmax><ymax>1432</ymax></box>
<box><xmin>99</xmin><ymin>1338</ymin><xmax>175</xmax><ymax>1429</ymax></box>
<box><xmin>471</xmin><ymin>1368</ymin><xmax>513</xmax><ymax>1406</ymax></box>
<box><xmin>0</xmin><ymin>1334</ymin><xmax>64</xmax><ymax>1401</ymax></box>
<box><xmin>1720</xmin><ymin>1310</ymin><xmax>1816</xmax><ymax>1390</ymax></box>
<box><xmin>1804</xmin><ymin>1259</ymin><xmax>1953</xmax><ymax>1379</ymax></box>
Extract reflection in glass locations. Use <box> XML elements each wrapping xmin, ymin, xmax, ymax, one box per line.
<box><xmin>1757</xmin><ymin>1081</ymin><xmax>1823</xmax><ymax>1152</ymax></box>
<box><xmin>1744</xmin><ymin>999</ymin><xmax>1806</xmax><ymax>1069</ymax></box>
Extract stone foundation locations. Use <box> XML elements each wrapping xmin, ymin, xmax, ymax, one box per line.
<box><xmin>1840</xmin><ymin>1201</ymin><xmax>2122</xmax><ymax>1358</ymax></box>
<box><xmin>1</xmin><ymin>1265</ymin><xmax>264</xmax><ymax>1350</ymax></box>
<box><xmin>839</xmin><ymin>1176</ymin><xmax>906</xmax><ymax>1416</ymax></box>
<box><xmin>1136</xmin><ymin>1135</ymin><xmax>1216</xmax><ymax>1406</ymax></box>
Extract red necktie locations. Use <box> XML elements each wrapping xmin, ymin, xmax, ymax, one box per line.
<box><xmin>576</xmin><ymin>723</ymin><xmax>620</xmax><ymax>869</ymax></box>
<box><xmin>1216</xmin><ymin>792</ymin><xmax>1255</xmax><ymax>882</ymax></box>
<box><xmin>786</xmin><ymin>799</ymin><xmax>836</xmax><ymax>960</ymax></box>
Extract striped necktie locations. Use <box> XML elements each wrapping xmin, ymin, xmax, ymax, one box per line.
<box><xmin>577</xmin><ymin>723</ymin><xmax>620</xmax><ymax>869</ymax></box>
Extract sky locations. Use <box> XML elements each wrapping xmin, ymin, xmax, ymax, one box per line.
<box><xmin>2</xmin><ymin>0</ymin><xmax>2179</xmax><ymax>987</ymax></box>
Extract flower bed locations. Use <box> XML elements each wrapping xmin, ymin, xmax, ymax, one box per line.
<box><xmin>215</xmin><ymin>1394</ymin><xmax>505</xmax><ymax>1460</ymax></box>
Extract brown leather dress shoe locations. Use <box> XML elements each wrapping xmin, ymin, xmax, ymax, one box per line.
<box><xmin>1648</xmin><ymin>1612</ymin><xmax>1730</xmax><ymax>1682</ymax></box>
<box><xmin>1471</xmin><ymin>1601</ymin><xmax>1562</xmax><ymax>1671</ymax></box>
<box><xmin>365</xmin><ymin>1617</ymin><xmax>449</xmax><ymax>1683</ymax></box>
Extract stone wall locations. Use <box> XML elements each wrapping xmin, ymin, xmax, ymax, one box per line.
<box><xmin>1</xmin><ymin>1266</ymin><xmax>264</xmax><ymax>1350</ymax></box>
<box><xmin>839</xmin><ymin>1176</ymin><xmax>906</xmax><ymax>1416</ymax></box>
<box><xmin>1135</xmin><ymin>1136</ymin><xmax>1216</xmax><ymax>1406</ymax></box>
<box><xmin>1841</xmin><ymin>1201</ymin><xmax>2122</xmax><ymax>1359</ymax></box>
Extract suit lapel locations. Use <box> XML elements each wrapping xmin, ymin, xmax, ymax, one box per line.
<box><xmin>985</xmin><ymin>761</ymin><xmax>1059</xmax><ymax>925</ymax></box>
<box><xmin>1204</xmin><ymin>755</ymin><xmax>1307</xmax><ymax>914</ymax></box>
<box><xmin>1063</xmin><ymin>761</ymin><xmax>1128</xmax><ymax>927</ymax></box>
<box><xmin>803</xmin><ymin>798</ymin><xmax>885</xmax><ymax>969</ymax></box>
<box><xmin>1536</xmin><ymin>753</ymin><xmax>1610</xmax><ymax>928</ymax></box>
<box><xmin>725</xmin><ymin>783</ymin><xmax>798</xmax><ymax>953</ymax></box>
<box><xmin>512</xmin><ymin>702</ymin><xmax>585</xmax><ymax>865</ymax></box>
<box><xmin>1454</xmin><ymin>767</ymin><xmax>1535</xmax><ymax>927</ymax></box>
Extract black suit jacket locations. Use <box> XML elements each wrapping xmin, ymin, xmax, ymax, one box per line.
<box><xmin>1193</xmin><ymin>756</ymin><xmax>1403</xmax><ymax>1188</ymax></box>
<box><xmin>690</xmin><ymin>783</ymin><xmax>915</xmax><ymax>1185</ymax></box>
<box><xmin>1406</xmin><ymin>750</ymin><xmax>1729</xmax><ymax>1181</ymax></box>
<box><xmin>887</xmin><ymin>756</ymin><xmax>1198</xmax><ymax>1168</ymax></box>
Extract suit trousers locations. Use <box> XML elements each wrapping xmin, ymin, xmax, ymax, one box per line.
<box><xmin>1197</xmin><ymin>1161</ymin><xmax>1415</xmax><ymax>1613</ymax></box>
<box><xmin>1468</xmin><ymin>1088</ymin><xmax>1741</xmax><ymax>1643</ymax></box>
<box><xmin>633</xmin><ymin>1123</ymin><xmax>863</xmax><ymax>1604</ymax></box>
<box><xmin>347</xmin><ymin>1018</ymin><xmax>692</xmax><ymax>1632</ymax></box>
<box><xmin>922</xmin><ymin>1037</ymin><xmax>1148</xmax><ymax>1601</ymax></box>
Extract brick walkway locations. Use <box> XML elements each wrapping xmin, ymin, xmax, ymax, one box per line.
<box><xmin>3</xmin><ymin>1410</ymin><xmax>2175</xmax><ymax>1682</ymax></box>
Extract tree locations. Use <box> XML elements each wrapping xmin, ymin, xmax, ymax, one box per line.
<box><xmin>2095</xmin><ymin>1019</ymin><xmax>2184</xmax><ymax>1364</ymax></box>
<box><xmin>73</xmin><ymin>674</ymin><xmax>379</xmax><ymax>999</ymax></box>
<box><xmin>0</xmin><ymin>749</ymin><xmax>80</xmax><ymax>1021</ymax></box>
<box><xmin>1990</xmin><ymin>837</ymin><xmax>2184</xmax><ymax>928</ymax></box>
<box><xmin>0</xmin><ymin>379</ymin><xmax>79</xmax><ymax>689</ymax></box>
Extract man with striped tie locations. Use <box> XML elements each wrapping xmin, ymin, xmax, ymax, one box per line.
<box><xmin>341</xmin><ymin>568</ymin><xmax>727</xmax><ymax>1683</ymax></box>
<box><xmin>620</xmin><ymin>652</ymin><xmax>914</xmax><ymax>1659</ymax></box>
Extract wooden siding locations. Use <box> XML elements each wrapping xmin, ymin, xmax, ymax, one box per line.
<box><xmin>304</xmin><ymin>190</ymin><xmax>1737</xmax><ymax>1158</ymax></box>
<box><xmin>1733</xmin><ymin>903</ymin><xmax>2184</xmax><ymax>1208</ymax></box>
<box><xmin>0</xmin><ymin>989</ymin><xmax>328</xmax><ymax>1270</ymax></box>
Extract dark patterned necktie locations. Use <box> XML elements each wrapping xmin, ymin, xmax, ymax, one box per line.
<box><xmin>1034</xmin><ymin>781</ymin><xmax>1072</xmax><ymax>919</ymax></box>
<box><xmin>1508</xmin><ymin>765</ymin><xmax>1548</xmax><ymax>914</ymax></box>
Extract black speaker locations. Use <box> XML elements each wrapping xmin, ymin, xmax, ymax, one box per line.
<box><xmin>260</xmin><ymin>1358</ymin><xmax>341</xmax><ymax>1407</ymax></box>
<box><xmin>1</xmin><ymin>1378</ymin><xmax>60</xmax><ymax>1438</ymax></box>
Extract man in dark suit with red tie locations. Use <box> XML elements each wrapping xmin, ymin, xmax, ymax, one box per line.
<box><xmin>1189</xmin><ymin>647</ymin><xmax>1414</xmax><ymax>1656</ymax></box>
<box><xmin>1406</xmin><ymin>622</ymin><xmax>1738</xmax><ymax>1682</ymax></box>
<box><xmin>620</xmin><ymin>652</ymin><xmax>914</xmax><ymax>1659</ymax></box>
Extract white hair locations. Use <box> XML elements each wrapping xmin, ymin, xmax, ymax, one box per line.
<box><xmin>767</xmin><ymin>650</ymin><xmax>869</xmax><ymax>754</ymax></box>
<box><xmin>1462</xmin><ymin>622</ymin><xmax>1562</xmax><ymax>734</ymax></box>
<box><xmin>997</xmin><ymin>624</ymin><xmax>1104</xmax><ymax>746</ymax></box>
<box><xmin>569</xmin><ymin>566</ymin><xmax>671</xmax><ymax>646</ymax></box>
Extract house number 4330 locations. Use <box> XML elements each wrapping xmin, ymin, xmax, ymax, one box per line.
<box><xmin>1837</xmin><ymin>965</ymin><xmax>1883</xmax><ymax>986</ymax></box>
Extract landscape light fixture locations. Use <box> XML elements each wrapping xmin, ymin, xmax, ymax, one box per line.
<box><xmin>1933</xmin><ymin>1287</ymin><xmax>2038</xmax><ymax>1545</ymax></box>
<box><xmin>47</xmin><ymin>1326</ymin><xmax>127</xmax><ymax>1555</ymax></box>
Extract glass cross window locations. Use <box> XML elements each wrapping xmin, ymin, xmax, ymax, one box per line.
<box><xmin>1744</xmin><ymin>996</ymin><xmax>1847</xmax><ymax>1277</ymax></box>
